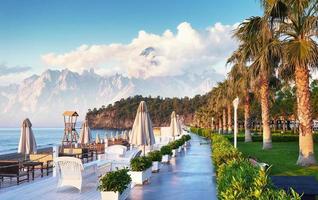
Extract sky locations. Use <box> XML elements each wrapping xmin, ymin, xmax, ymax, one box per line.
<box><xmin>0</xmin><ymin>0</ymin><xmax>262</xmax><ymax>84</ymax></box>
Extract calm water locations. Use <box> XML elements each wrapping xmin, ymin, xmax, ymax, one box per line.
<box><xmin>0</xmin><ymin>128</ymin><xmax>124</xmax><ymax>155</ymax></box>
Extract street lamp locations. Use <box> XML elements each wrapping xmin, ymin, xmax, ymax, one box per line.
<box><xmin>233</xmin><ymin>97</ymin><xmax>240</xmax><ymax>148</ymax></box>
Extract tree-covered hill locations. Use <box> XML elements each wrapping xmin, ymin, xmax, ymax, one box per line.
<box><xmin>86</xmin><ymin>94</ymin><xmax>210</xmax><ymax>129</ymax></box>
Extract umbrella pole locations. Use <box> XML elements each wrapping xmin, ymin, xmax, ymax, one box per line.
<box><xmin>143</xmin><ymin>145</ymin><xmax>145</xmax><ymax>156</ymax></box>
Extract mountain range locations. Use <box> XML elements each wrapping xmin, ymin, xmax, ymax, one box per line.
<box><xmin>0</xmin><ymin>68</ymin><xmax>223</xmax><ymax>127</ymax></box>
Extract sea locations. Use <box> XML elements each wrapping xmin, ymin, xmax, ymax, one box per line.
<box><xmin>0</xmin><ymin>128</ymin><xmax>124</xmax><ymax>155</ymax></box>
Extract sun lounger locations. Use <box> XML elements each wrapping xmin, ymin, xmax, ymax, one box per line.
<box><xmin>29</xmin><ymin>153</ymin><xmax>53</xmax><ymax>176</ymax></box>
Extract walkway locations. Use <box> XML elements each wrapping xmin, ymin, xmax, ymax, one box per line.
<box><xmin>0</xmin><ymin>134</ymin><xmax>217</xmax><ymax>200</ymax></box>
<box><xmin>128</xmin><ymin>133</ymin><xmax>217</xmax><ymax>200</ymax></box>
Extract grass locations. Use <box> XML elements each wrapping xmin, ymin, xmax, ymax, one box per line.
<box><xmin>238</xmin><ymin>141</ymin><xmax>318</xmax><ymax>180</ymax></box>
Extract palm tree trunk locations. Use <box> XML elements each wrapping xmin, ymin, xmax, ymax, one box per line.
<box><xmin>260</xmin><ymin>75</ymin><xmax>272</xmax><ymax>149</ymax></box>
<box><xmin>223</xmin><ymin>109</ymin><xmax>227</xmax><ymax>134</ymax></box>
<box><xmin>218</xmin><ymin>118</ymin><xmax>223</xmax><ymax>134</ymax></box>
<box><xmin>295</xmin><ymin>65</ymin><xmax>316</xmax><ymax>166</ymax></box>
<box><xmin>244</xmin><ymin>94</ymin><xmax>252</xmax><ymax>142</ymax></box>
<box><xmin>227</xmin><ymin>104</ymin><xmax>233</xmax><ymax>134</ymax></box>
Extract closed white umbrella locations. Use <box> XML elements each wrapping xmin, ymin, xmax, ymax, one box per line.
<box><xmin>177</xmin><ymin>114</ymin><xmax>183</xmax><ymax>134</ymax></box>
<box><xmin>95</xmin><ymin>134</ymin><xmax>101</xmax><ymax>144</ymax></box>
<box><xmin>18</xmin><ymin>118</ymin><xmax>37</xmax><ymax>157</ymax></box>
<box><xmin>170</xmin><ymin>111</ymin><xmax>181</xmax><ymax>140</ymax></box>
<box><xmin>130</xmin><ymin>101</ymin><xmax>155</xmax><ymax>155</ymax></box>
<box><xmin>79</xmin><ymin>120</ymin><xmax>91</xmax><ymax>144</ymax></box>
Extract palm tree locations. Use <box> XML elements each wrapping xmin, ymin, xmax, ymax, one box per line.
<box><xmin>234</xmin><ymin>16</ymin><xmax>279</xmax><ymax>149</ymax></box>
<box><xmin>228</xmin><ymin>51</ymin><xmax>253</xmax><ymax>142</ymax></box>
<box><xmin>224</xmin><ymin>80</ymin><xmax>233</xmax><ymax>134</ymax></box>
<box><xmin>264</xmin><ymin>0</ymin><xmax>318</xmax><ymax>166</ymax></box>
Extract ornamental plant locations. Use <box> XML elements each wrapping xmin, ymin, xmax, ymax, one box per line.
<box><xmin>160</xmin><ymin>145</ymin><xmax>172</xmax><ymax>156</ymax></box>
<box><xmin>176</xmin><ymin>139</ymin><xmax>185</xmax><ymax>147</ymax></box>
<box><xmin>130</xmin><ymin>156</ymin><xmax>152</xmax><ymax>171</ymax></box>
<box><xmin>182</xmin><ymin>134</ymin><xmax>191</xmax><ymax>141</ymax></box>
<box><xmin>168</xmin><ymin>141</ymin><xmax>179</xmax><ymax>149</ymax></box>
<box><xmin>97</xmin><ymin>168</ymin><xmax>131</xmax><ymax>194</ymax></box>
<box><xmin>147</xmin><ymin>150</ymin><xmax>162</xmax><ymax>162</ymax></box>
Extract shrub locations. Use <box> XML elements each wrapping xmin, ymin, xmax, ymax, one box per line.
<box><xmin>176</xmin><ymin>139</ymin><xmax>185</xmax><ymax>147</ymax></box>
<box><xmin>148</xmin><ymin>150</ymin><xmax>162</xmax><ymax>162</ymax></box>
<box><xmin>192</xmin><ymin>129</ymin><xmax>301</xmax><ymax>200</ymax></box>
<box><xmin>97</xmin><ymin>168</ymin><xmax>131</xmax><ymax>193</ymax></box>
<box><xmin>217</xmin><ymin>159</ymin><xmax>301</xmax><ymax>200</ymax></box>
<box><xmin>160</xmin><ymin>145</ymin><xmax>172</xmax><ymax>156</ymax></box>
<box><xmin>130</xmin><ymin>156</ymin><xmax>152</xmax><ymax>171</ymax></box>
<box><xmin>182</xmin><ymin>134</ymin><xmax>191</xmax><ymax>141</ymax></box>
<box><xmin>168</xmin><ymin>141</ymin><xmax>179</xmax><ymax>149</ymax></box>
<box><xmin>211</xmin><ymin>134</ymin><xmax>242</xmax><ymax>168</ymax></box>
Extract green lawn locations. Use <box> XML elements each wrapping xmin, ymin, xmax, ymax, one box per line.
<box><xmin>238</xmin><ymin>142</ymin><xmax>318</xmax><ymax>179</ymax></box>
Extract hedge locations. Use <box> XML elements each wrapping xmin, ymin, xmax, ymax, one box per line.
<box><xmin>190</xmin><ymin>127</ymin><xmax>318</xmax><ymax>142</ymax></box>
<box><xmin>191</xmin><ymin>129</ymin><xmax>301</xmax><ymax>200</ymax></box>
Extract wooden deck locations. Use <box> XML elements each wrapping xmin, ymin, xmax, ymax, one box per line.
<box><xmin>0</xmin><ymin>133</ymin><xmax>217</xmax><ymax>200</ymax></box>
<box><xmin>0</xmin><ymin>175</ymin><xmax>101</xmax><ymax>200</ymax></box>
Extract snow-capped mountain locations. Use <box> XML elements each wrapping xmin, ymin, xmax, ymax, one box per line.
<box><xmin>0</xmin><ymin>68</ymin><xmax>223</xmax><ymax>127</ymax></box>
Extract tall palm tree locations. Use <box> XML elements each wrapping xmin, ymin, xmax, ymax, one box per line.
<box><xmin>228</xmin><ymin>51</ymin><xmax>253</xmax><ymax>142</ymax></box>
<box><xmin>234</xmin><ymin>16</ymin><xmax>279</xmax><ymax>149</ymax></box>
<box><xmin>224</xmin><ymin>80</ymin><xmax>233</xmax><ymax>134</ymax></box>
<box><xmin>264</xmin><ymin>0</ymin><xmax>318</xmax><ymax>166</ymax></box>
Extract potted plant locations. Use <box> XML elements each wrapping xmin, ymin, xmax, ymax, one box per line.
<box><xmin>129</xmin><ymin>156</ymin><xmax>152</xmax><ymax>185</ymax></box>
<box><xmin>160</xmin><ymin>145</ymin><xmax>172</xmax><ymax>163</ymax></box>
<box><xmin>97</xmin><ymin>168</ymin><xmax>131</xmax><ymax>200</ymax></box>
<box><xmin>169</xmin><ymin>141</ymin><xmax>179</xmax><ymax>157</ymax></box>
<box><xmin>147</xmin><ymin>150</ymin><xmax>162</xmax><ymax>172</ymax></box>
<box><xmin>182</xmin><ymin>135</ymin><xmax>191</xmax><ymax>147</ymax></box>
<box><xmin>176</xmin><ymin>139</ymin><xmax>184</xmax><ymax>153</ymax></box>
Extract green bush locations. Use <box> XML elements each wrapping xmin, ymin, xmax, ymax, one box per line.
<box><xmin>130</xmin><ymin>156</ymin><xmax>152</xmax><ymax>171</ymax></box>
<box><xmin>176</xmin><ymin>139</ymin><xmax>185</xmax><ymax>147</ymax></box>
<box><xmin>168</xmin><ymin>141</ymin><xmax>179</xmax><ymax>149</ymax></box>
<box><xmin>160</xmin><ymin>145</ymin><xmax>172</xmax><ymax>156</ymax></box>
<box><xmin>97</xmin><ymin>168</ymin><xmax>131</xmax><ymax>193</ymax></box>
<box><xmin>182</xmin><ymin>134</ymin><xmax>191</xmax><ymax>141</ymax></box>
<box><xmin>147</xmin><ymin>150</ymin><xmax>162</xmax><ymax>162</ymax></box>
<box><xmin>192</xmin><ymin>129</ymin><xmax>301</xmax><ymax>200</ymax></box>
<box><xmin>217</xmin><ymin>159</ymin><xmax>301</xmax><ymax>200</ymax></box>
<box><xmin>211</xmin><ymin>134</ymin><xmax>242</xmax><ymax>169</ymax></box>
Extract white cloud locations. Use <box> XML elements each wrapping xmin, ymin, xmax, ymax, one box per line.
<box><xmin>42</xmin><ymin>22</ymin><xmax>238</xmax><ymax>79</ymax></box>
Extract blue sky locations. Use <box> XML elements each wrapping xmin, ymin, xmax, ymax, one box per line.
<box><xmin>0</xmin><ymin>0</ymin><xmax>261</xmax><ymax>77</ymax></box>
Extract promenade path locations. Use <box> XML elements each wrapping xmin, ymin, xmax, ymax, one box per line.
<box><xmin>0</xmin><ymin>133</ymin><xmax>217</xmax><ymax>200</ymax></box>
<box><xmin>128</xmin><ymin>133</ymin><xmax>217</xmax><ymax>200</ymax></box>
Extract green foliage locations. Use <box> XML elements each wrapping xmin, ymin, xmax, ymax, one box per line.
<box><xmin>130</xmin><ymin>156</ymin><xmax>152</xmax><ymax>171</ymax></box>
<box><xmin>176</xmin><ymin>138</ymin><xmax>185</xmax><ymax>147</ymax></box>
<box><xmin>87</xmin><ymin>95</ymin><xmax>209</xmax><ymax>128</ymax></box>
<box><xmin>181</xmin><ymin>134</ymin><xmax>191</xmax><ymax>141</ymax></box>
<box><xmin>160</xmin><ymin>145</ymin><xmax>172</xmax><ymax>156</ymax></box>
<box><xmin>97</xmin><ymin>168</ymin><xmax>131</xmax><ymax>193</ymax></box>
<box><xmin>147</xmin><ymin>150</ymin><xmax>162</xmax><ymax>162</ymax></box>
<box><xmin>211</xmin><ymin>134</ymin><xmax>242</xmax><ymax>169</ymax></box>
<box><xmin>192</xmin><ymin>131</ymin><xmax>301</xmax><ymax>199</ymax></box>
<box><xmin>168</xmin><ymin>141</ymin><xmax>179</xmax><ymax>149</ymax></box>
<box><xmin>218</xmin><ymin>160</ymin><xmax>301</xmax><ymax>200</ymax></box>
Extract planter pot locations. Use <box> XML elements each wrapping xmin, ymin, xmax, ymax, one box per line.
<box><xmin>177</xmin><ymin>146</ymin><xmax>182</xmax><ymax>153</ymax></box>
<box><xmin>161</xmin><ymin>155</ymin><xmax>170</xmax><ymax>163</ymax></box>
<box><xmin>152</xmin><ymin>161</ymin><xmax>160</xmax><ymax>172</ymax></box>
<box><xmin>100</xmin><ymin>183</ymin><xmax>131</xmax><ymax>200</ymax></box>
<box><xmin>129</xmin><ymin>168</ymin><xmax>152</xmax><ymax>185</ymax></box>
<box><xmin>172</xmin><ymin>149</ymin><xmax>177</xmax><ymax>157</ymax></box>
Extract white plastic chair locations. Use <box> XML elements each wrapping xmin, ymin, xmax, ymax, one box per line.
<box><xmin>55</xmin><ymin>157</ymin><xmax>84</xmax><ymax>191</ymax></box>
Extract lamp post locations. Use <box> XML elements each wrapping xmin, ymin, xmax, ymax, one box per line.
<box><xmin>211</xmin><ymin>117</ymin><xmax>214</xmax><ymax>132</ymax></box>
<box><xmin>233</xmin><ymin>97</ymin><xmax>239</xmax><ymax>148</ymax></box>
